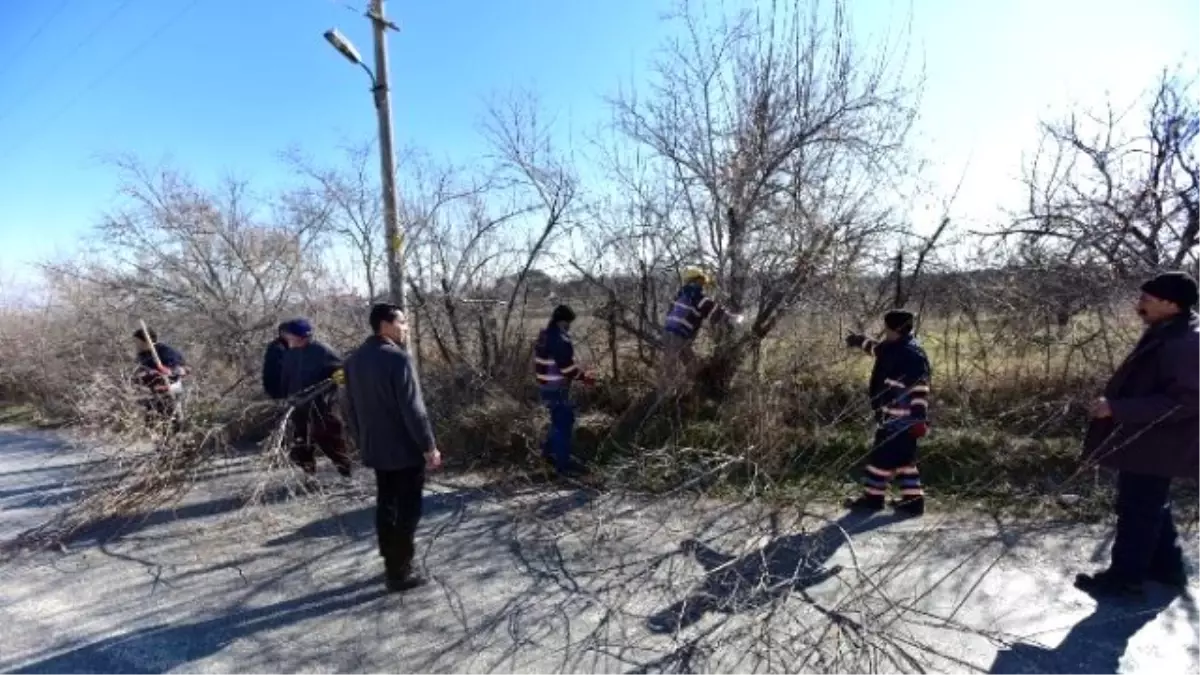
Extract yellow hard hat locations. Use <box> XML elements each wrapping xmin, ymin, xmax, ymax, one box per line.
<box><xmin>682</xmin><ymin>266</ymin><xmax>710</xmax><ymax>285</ymax></box>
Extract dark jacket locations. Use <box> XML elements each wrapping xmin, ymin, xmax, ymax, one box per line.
<box><xmin>855</xmin><ymin>334</ymin><xmax>932</xmax><ymax>428</ymax></box>
<box><xmin>534</xmin><ymin>323</ymin><xmax>582</xmax><ymax>390</ymax></box>
<box><xmin>134</xmin><ymin>342</ymin><xmax>187</xmax><ymax>389</ymax></box>
<box><xmin>279</xmin><ymin>339</ymin><xmax>342</xmax><ymax>399</ymax></box>
<box><xmin>341</xmin><ymin>335</ymin><xmax>435</xmax><ymax>471</ymax></box>
<box><xmin>261</xmin><ymin>338</ymin><xmax>288</xmax><ymax>400</ymax></box>
<box><xmin>665</xmin><ymin>283</ymin><xmax>729</xmax><ymax>340</ymax></box>
<box><xmin>1083</xmin><ymin>313</ymin><xmax>1199</xmax><ymax>480</ymax></box>
<box><xmin>136</xmin><ymin>342</ymin><xmax>186</xmax><ymax>370</ymax></box>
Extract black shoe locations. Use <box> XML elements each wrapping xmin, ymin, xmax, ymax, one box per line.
<box><xmin>386</xmin><ymin>574</ymin><xmax>427</xmax><ymax>593</ymax></box>
<box><xmin>844</xmin><ymin>495</ymin><xmax>884</xmax><ymax>512</ymax></box>
<box><xmin>891</xmin><ymin>497</ymin><xmax>925</xmax><ymax>517</ymax></box>
<box><xmin>1074</xmin><ymin>570</ymin><xmax>1144</xmax><ymax>598</ymax></box>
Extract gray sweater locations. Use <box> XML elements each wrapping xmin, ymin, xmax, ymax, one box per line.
<box><xmin>341</xmin><ymin>335</ymin><xmax>435</xmax><ymax>471</ymax></box>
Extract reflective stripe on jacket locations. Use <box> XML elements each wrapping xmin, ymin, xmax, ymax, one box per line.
<box><xmin>664</xmin><ymin>283</ymin><xmax>726</xmax><ymax>340</ymax></box>
<box><xmin>534</xmin><ymin>324</ymin><xmax>580</xmax><ymax>389</ymax></box>
<box><xmin>857</xmin><ymin>335</ymin><xmax>931</xmax><ymax>428</ymax></box>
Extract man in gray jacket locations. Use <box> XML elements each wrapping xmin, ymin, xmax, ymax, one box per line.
<box><xmin>342</xmin><ymin>303</ymin><xmax>442</xmax><ymax>592</ymax></box>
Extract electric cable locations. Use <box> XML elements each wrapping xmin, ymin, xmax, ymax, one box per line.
<box><xmin>0</xmin><ymin>0</ymin><xmax>201</xmax><ymax>160</ymax></box>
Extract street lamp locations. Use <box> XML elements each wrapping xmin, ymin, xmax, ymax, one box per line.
<box><xmin>322</xmin><ymin>29</ymin><xmax>374</xmax><ymax>87</ymax></box>
<box><xmin>322</xmin><ymin>7</ymin><xmax>409</xmax><ymax>344</ymax></box>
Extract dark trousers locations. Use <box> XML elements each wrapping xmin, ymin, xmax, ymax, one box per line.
<box><xmin>540</xmin><ymin>388</ymin><xmax>575</xmax><ymax>472</ymax></box>
<box><xmin>289</xmin><ymin>404</ymin><xmax>352</xmax><ymax>475</ymax></box>
<box><xmin>1110</xmin><ymin>471</ymin><xmax>1183</xmax><ymax>582</ymax></box>
<box><xmin>860</xmin><ymin>426</ymin><xmax>922</xmax><ymax>500</ymax></box>
<box><xmin>375</xmin><ymin>467</ymin><xmax>425</xmax><ymax>579</ymax></box>
<box><xmin>141</xmin><ymin>393</ymin><xmax>182</xmax><ymax>434</ymax></box>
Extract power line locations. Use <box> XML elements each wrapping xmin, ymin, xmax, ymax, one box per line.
<box><xmin>0</xmin><ymin>0</ymin><xmax>74</xmax><ymax>82</ymax></box>
<box><xmin>0</xmin><ymin>0</ymin><xmax>202</xmax><ymax>160</ymax></box>
<box><xmin>0</xmin><ymin>0</ymin><xmax>137</xmax><ymax>126</ymax></box>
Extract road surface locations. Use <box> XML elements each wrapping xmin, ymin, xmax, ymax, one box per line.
<box><xmin>0</xmin><ymin>426</ymin><xmax>1196</xmax><ymax>673</ymax></box>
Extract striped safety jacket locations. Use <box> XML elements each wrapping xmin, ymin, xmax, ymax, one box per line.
<box><xmin>664</xmin><ymin>283</ymin><xmax>729</xmax><ymax>341</ymax></box>
<box><xmin>534</xmin><ymin>323</ymin><xmax>582</xmax><ymax>390</ymax></box>
<box><xmin>854</xmin><ymin>334</ymin><xmax>931</xmax><ymax>430</ymax></box>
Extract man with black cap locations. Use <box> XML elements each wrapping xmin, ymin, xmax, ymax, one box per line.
<box><xmin>844</xmin><ymin>309</ymin><xmax>932</xmax><ymax>517</ymax></box>
<box><xmin>279</xmin><ymin>317</ymin><xmax>353</xmax><ymax>478</ymax></box>
<box><xmin>1076</xmin><ymin>271</ymin><xmax>1199</xmax><ymax>597</ymax></box>
<box><xmin>534</xmin><ymin>305</ymin><xmax>594</xmax><ymax>475</ymax></box>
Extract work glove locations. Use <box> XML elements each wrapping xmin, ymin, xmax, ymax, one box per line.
<box><xmin>909</xmin><ymin>422</ymin><xmax>929</xmax><ymax>439</ymax></box>
<box><xmin>845</xmin><ymin>333</ymin><xmax>867</xmax><ymax>349</ymax></box>
<box><xmin>331</xmin><ymin>368</ymin><xmax>346</xmax><ymax>387</ymax></box>
<box><xmin>730</xmin><ymin>313</ymin><xmax>745</xmax><ymax>326</ymax></box>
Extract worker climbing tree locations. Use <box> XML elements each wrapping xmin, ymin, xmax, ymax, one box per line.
<box><xmin>657</xmin><ymin>266</ymin><xmax>744</xmax><ymax>397</ymax></box>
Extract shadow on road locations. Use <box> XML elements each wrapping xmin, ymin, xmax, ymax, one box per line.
<box><xmin>647</xmin><ymin>510</ymin><xmax>906</xmax><ymax>634</ymax></box>
<box><xmin>263</xmin><ymin>486</ymin><xmax>495</xmax><ymax>546</ymax></box>
<box><xmin>532</xmin><ymin>489</ymin><xmax>595</xmax><ymax>519</ymax></box>
<box><xmin>61</xmin><ymin>485</ymin><xmax>300</xmax><ymax>548</ymax></box>
<box><xmin>988</xmin><ymin>587</ymin><xmax>1189</xmax><ymax>674</ymax></box>
<box><xmin>8</xmin><ymin>578</ymin><xmax>386</xmax><ymax>674</ymax></box>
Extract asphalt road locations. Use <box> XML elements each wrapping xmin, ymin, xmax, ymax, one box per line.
<box><xmin>0</xmin><ymin>426</ymin><xmax>1196</xmax><ymax>673</ymax></box>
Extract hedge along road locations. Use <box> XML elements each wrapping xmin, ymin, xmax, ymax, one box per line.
<box><xmin>0</xmin><ymin>426</ymin><xmax>1196</xmax><ymax>674</ymax></box>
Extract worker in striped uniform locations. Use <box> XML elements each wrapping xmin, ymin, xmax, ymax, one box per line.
<box><xmin>534</xmin><ymin>305</ymin><xmax>594</xmax><ymax>474</ymax></box>
<box><xmin>844</xmin><ymin>309</ymin><xmax>931</xmax><ymax>516</ymax></box>
<box><xmin>658</xmin><ymin>267</ymin><xmax>743</xmax><ymax>393</ymax></box>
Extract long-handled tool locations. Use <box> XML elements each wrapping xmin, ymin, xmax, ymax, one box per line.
<box><xmin>139</xmin><ymin>319</ymin><xmax>182</xmax><ymax>395</ymax></box>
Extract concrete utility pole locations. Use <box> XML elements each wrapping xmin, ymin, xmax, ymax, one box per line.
<box><xmin>323</xmin><ymin>2</ymin><xmax>416</xmax><ymax>367</ymax></box>
<box><xmin>367</xmin><ymin>0</ymin><xmax>405</xmax><ymax>317</ymax></box>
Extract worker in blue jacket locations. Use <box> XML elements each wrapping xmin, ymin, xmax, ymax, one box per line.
<box><xmin>844</xmin><ymin>309</ymin><xmax>932</xmax><ymax>516</ymax></box>
<box><xmin>658</xmin><ymin>267</ymin><xmax>743</xmax><ymax>394</ymax></box>
<box><xmin>534</xmin><ymin>305</ymin><xmax>594</xmax><ymax>475</ymax></box>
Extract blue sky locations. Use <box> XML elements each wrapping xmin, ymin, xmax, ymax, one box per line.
<box><xmin>0</xmin><ymin>0</ymin><xmax>1196</xmax><ymax>292</ymax></box>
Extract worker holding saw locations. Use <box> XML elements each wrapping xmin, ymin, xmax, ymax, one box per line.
<box><xmin>132</xmin><ymin>325</ymin><xmax>189</xmax><ymax>431</ymax></box>
<box><xmin>843</xmin><ymin>309</ymin><xmax>931</xmax><ymax>517</ymax></box>
<box><xmin>658</xmin><ymin>267</ymin><xmax>743</xmax><ymax>394</ymax></box>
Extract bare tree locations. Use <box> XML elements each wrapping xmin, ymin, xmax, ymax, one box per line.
<box><xmin>1005</xmin><ymin>71</ymin><xmax>1199</xmax><ymax>281</ymax></box>
<box><xmin>285</xmin><ymin>143</ymin><xmax>385</xmax><ymax>300</ymax></box>
<box><xmin>604</xmin><ymin>0</ymin><xmax>920</xmax><ymax>394</ymax></box>
<box><xmin>406</xmin><ymin>169</ymin><xmax>524</xmax><ymax>368</ymax></box>
<box><xmin>483</xmin><ymin>90</ymin><xmax>580</xmax><ymax>380</ymax></box>
<box><xmin>42</xmin><ymin>156</ymin><xmax>328</xmax><ymax>365</ymax></box>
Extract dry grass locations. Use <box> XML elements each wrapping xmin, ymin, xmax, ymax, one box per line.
<box><xmin>0</xmin><ymin>283</ymin><xmax>1192</xmax><ymax>558</ymax></box>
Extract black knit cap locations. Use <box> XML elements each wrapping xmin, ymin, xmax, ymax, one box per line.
<box><xmin>551</xmin><ymin>304</ymin><xmax>576</xmax><ymax>324</ymax></box>
<box><xmin>883</xmin><ymin>309</ymin><xmax>915</xmax><ymax>333</ymax></box>
<box><xmin>1141</xmin><ymin>271</ymin><xmax>1199</xmax><ymax>309</ymax></box>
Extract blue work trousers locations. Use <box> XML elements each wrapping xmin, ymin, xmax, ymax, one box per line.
<box><xmin>540</xmin><ymin>387</ymin><xmax>576</xmax><ymax>472</ymax></box>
